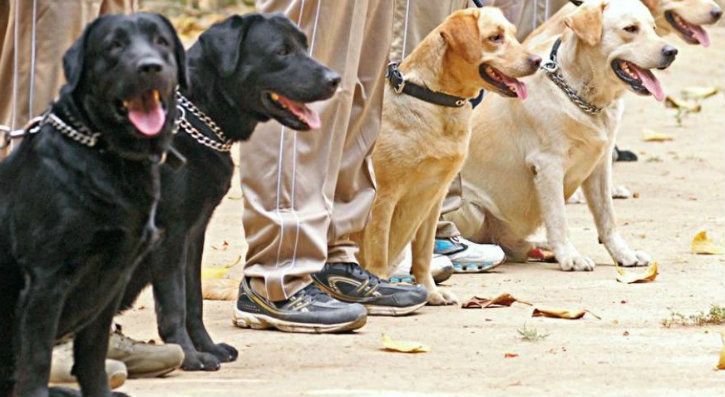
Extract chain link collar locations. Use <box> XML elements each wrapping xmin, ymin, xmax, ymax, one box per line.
<box><xmin>541</xmin><ymin>38</ymin><xmax>603</xmax><ymax>115</ymax></box>
<box><xmin>176</xmin><ymin>92</ymin><xmax>233</xmax><ymax>152</ymax></box>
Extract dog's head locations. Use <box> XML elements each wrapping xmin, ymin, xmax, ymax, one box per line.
<box><xmin>191</xmin><ymin>13</ymin><xmax>340</xmax><ymax>134</ymax></box>
<box><xmin>438</xmin><ymin>8</ymin><xmax>541</xmax><ymax>100</ymax></box>
<box><xmin>62</xmin><ymin>13</ymin><xmax>185</xmax><ymax>158</ymax></box>
<box><xmin>563</xmin><ymin>0</ymin><xmax>677</xmax><ymax>101</ymax></box>
<box><xmin>642</xmin><ymin>0</ymin><xmax>722</xmax><ymax>46</ymax></box>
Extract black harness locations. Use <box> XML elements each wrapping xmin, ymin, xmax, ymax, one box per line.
<box><xmin>386</xmin><ymin>62</ymin><xmax>469</xmax><ymax>108</ymax></box>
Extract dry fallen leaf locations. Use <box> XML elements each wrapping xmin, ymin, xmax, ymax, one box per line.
<box><xmin>664</xmin><ymin>96</ymin><xmax>702</xmax><ymax>112</ymax></box>
<box><xmin>382</xmin><ymin>334</ymin><xmax>430</xmax><ymax>353</ymax></box>
<box><xmin>691</xmin><ymin>230</ymin><xmax>724</xmax><ymax>255</ymax></box>
<box><xmin>201</xmin><ymin>255</ymin><xmax>242</xmax><ymax>280</ymax></box>
<box><xmin>681</xmin><ymin>86</ymin><xmax>719</xmax><ymax>100</ymax></box>
<box><xmin>531</xmin><ymin>307</ymin><xmax>595</xmax><ymax>320</ymax></box>
<box><xmin>461</xmin><ymin>293</ymin><xmax>532</xmax><ymax>309</ymax></box>
<box><xmin>528</xmin><ymin>247</ymin><xmax>556</xmax><ymax>262</ymax></box>
<box><xmin>202</xmin><ymin>278</ymin><xmax>239</xmax><ymax>301</ymax></box>
<box><xmin>717</xmin><ymin>332</ymin><xmax>725</xmax><ymax>370</ymax></box>
<box><xmin>642</xmin><ymin>129</ymin><xmax>674</xmax><ymax>142</ymax></box>
<box><xmin>504</xmin><ymin>353</ymin><xmax>519</xmax><ymax>358</ymax></box>
<box><xmin>616</xmin><ymin>262</ymin><xmax>658</xmax><ymax>284</ymax></box>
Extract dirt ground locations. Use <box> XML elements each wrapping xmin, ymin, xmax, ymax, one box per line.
<box><xmin>116</xmin><ymin>28</ymin><xmax>725</xmax><ymax>397</ymax></box>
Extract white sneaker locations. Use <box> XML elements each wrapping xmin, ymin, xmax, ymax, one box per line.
<box><xmin>434</xmin><ymin>236</ymin><xmax>505</xmax><ymax>273</ymax></box>
<box><xmin>389</xmin><ymin>245</ymin><xmax>455</xmax><ymax>284</ymax></box>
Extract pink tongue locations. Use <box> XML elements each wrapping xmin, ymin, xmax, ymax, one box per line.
<box><xmin>501</xmin><ymin>75</ymin><xmax>528</xmax><ymax>101</ymax></box>
<box><xmin>283</xmin><ymin>98</ymin><xmax>321</xmax><ymax>130</ymax></box>
<box><xmin>632</xmin><ymin>66</ymin><xmax>665</xmax><ymax>102</ymax></box>
<box><xmin>128</xmin><ymin>105</ymin><xmax>166</xmax><ymax>137</ymax></box>
<box><xmin>691</xmin><ymin>25</ymin><xmax>710</xmax><ymax>47</ymax></box>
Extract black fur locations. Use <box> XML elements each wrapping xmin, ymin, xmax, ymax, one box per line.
<box><xmin>0</xmin><ymin>13</ymin><xmax>183</xmax><ymax>397</ymax></box>
<box><xmin>119</xmin><ymin>13</ymin><xmax>340</xmax><ymax>371</ymax></box>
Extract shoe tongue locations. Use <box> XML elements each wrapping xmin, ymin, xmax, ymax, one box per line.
<box><xmin>632</xmin><ymin>65</ymin><xmax>665</xmax><ymax>102</ymax></box>
<box><xmin>691</xmin><ymin>24</ymin><xmax>710</xmax><ymax>47</ymax></box>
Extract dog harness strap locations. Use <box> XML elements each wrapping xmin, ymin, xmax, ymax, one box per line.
<box><xmin>176</xmin><ymin>92</ymin><xmax>233</xmax><ymax>153</ymax></box>
<box><xmin>386</xmin><ymin>62</ymin><xmax>468</xmax><ymax>108</ymax></box>
<box><xmin>540</xmin><ymin>38</ymin><xmax>603</xmax><ymax>115</ymax></box>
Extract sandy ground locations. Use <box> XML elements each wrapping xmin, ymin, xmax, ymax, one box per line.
<box><xmin>115</xmin><ymin>28</ymin><xmax>725</xmax><ymax>397</ymax></box>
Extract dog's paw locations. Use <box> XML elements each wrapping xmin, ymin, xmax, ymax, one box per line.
<box><xmin>617</xmin><ymin>250</ymin><xmax>651</xmax><ymax>267</ymax></box>
<box><xmin>203</xmin><ymin>343</ymin><xmax>238</xmax><ymax>363</ymax></box>
<box><xmin>557</xmin><ymin>253</ymin><xmax>596</xmax><ymax>272</ymax></box>
<box><xmin>181</xmin><ymin>351</ymin><xmax>221</xmax><ymax>372</ymax></box>
<box><xmin>426</xmin><ymin>288</ymin><xmax>458</xmax><ymax>306</ymax></box>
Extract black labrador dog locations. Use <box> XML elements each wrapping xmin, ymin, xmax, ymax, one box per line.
<box><xmin>0</xmin><ymin>13</ymin><xmax>184</xmax><ymax>397</ymax></box>
<box><xmin>119</xmin><ymin>13</ymin><xmax>340</xmax><ymax>371</ymax></box>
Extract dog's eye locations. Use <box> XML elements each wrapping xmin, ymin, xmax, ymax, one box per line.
<box><xmin>155</xmin><ymin>36</ymin><xmax>169</xmax><ymax>47</ymax></box>
<box><xmin>623</xmin><ymin>25</ymin><xmax>639</xmax><ymax>33</ymax></box>
<box><xmin>109</xmin><ymin>40</ymin><xmax>124</xmax><ymax>51</ymax></box>
<box><xmin>277</xmin><ymin>46</ymin><xmax>290</xmax><ymax>57</ymax></box>
<box><xmin>488</xmin><ymin>34</ymin><xmax>503</xmax><ymax>43</ymax></box>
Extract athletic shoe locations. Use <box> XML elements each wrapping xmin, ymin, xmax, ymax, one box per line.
<box><xmin>234</xmin><ymin>279</ymin><xmax>367</xmax><ymax>333</ymax></box>
<box><xmin>107</xmin><ymin>325</ymin><xmax>184</xmax><ymax>378</ymax></box>
<box><xmin>50</xmin><ymin>341</ymin><xmax>127</xmax><ymax>389</ymax></box>
<box><xmin>434</xmin><ymin>236</ymin><xmax>505</xmax><ymax>273</ymax></box>
<box><xmin>312</xmin><ymin>262</ymin><xmax>428</xmax><ymax>316</ymax></box>
<box><xmin>389</xmin><ymin>248</ymin><xmax>454</xmax><ymax>285</ymax></box>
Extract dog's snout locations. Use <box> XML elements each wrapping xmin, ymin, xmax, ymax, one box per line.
<box><xmin>324</xmin><ymin>70</ymin><xmax>341</xmax><ymax>90</ymax></box>
<box><xmin>711</xmin><ymin>7</ymin><xmax>723</xmax><ymax>22</ymax></box>
<box><xmin>137</xmin><ymin>58</ymin><xmax>163</xmax><ymax>74</ymax></box>
<box><xmin>528</xmin><ymin>55</ymin><xmax>542</xmax><ymax>68</ymax></box>
<box><xmin>661</xmin><ymin>45</ymin><xmax>678</xmax><ymax>60</ymax></box>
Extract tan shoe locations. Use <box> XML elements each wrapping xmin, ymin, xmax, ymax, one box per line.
<box><xmin>50</xmin><ymin>341</ymin><xmax>127</xmax><ymax>389</ymax></box>
<box><xmin>107</xmin><ymin>325</ymin><xmax>184</xmax><ymax>378</ymax></box>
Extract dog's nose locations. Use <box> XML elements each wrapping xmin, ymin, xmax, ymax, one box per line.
<box><xmin>711</xmin><ymin>7</ymin><xmax>722</xmax><ymax>21</ymax></box>
<box><xmin>528</xmin><ymin>55</ymin><xmax>542</xmax><ymax>68</ymax></box>
<box><xmin>137</xmin><ymin>58</ymin><xmax>163</xmax><ymax>74</ymax></box>
<box><xmin>661</xmin><ymin>45</ymin><xmax>678</xmax><ymax>59</ymax></box>
<box><xmin>324</xmin><ymin>70</ymin><xmax>341</xmax><ymax>90</ymax></box>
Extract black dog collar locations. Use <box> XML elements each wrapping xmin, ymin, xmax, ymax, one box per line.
<box><xmin>386</xmin><ymin>62</ymin><xmax>468</xmax><ymax>108</ymax></box>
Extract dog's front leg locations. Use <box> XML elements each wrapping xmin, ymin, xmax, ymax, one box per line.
<box><xmin>361</xmin><ymin>198</ymin><xmax>397</xmax><ymax>278</ymax></box>
<box><xmin>13</xmin><ymin>274</ymin><xmax>68</xmax><ymax>397</ymax></box>
<box><xmin>411</xmin><ymin>198</ymin><xmax>456</xmax><ymax>305</ymax></box>
<box><xmin>529</xmin><ymin>153</ymin><xmax>595</xmax><ymax>271</ymax></box>
<box><xmin>581</xmin><ymin>150</ymin><xmax>651</xmax><ymax>267</ymax></box>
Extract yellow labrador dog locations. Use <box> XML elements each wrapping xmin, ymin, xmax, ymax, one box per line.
<box><xmin>446</xmin><ymin>0</ymin><xmax>677</xmax><ymax>271</ymax></box>
<box><xmin>354</xmin><ymin>8</ymin><xmax>540</xmax><ymax>305</ymax></box>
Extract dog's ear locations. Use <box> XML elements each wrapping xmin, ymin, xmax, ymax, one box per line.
<box><xmin>564</xmin><ymin>0</ymin><xmax>606</xmax><ymax>46</ymax></box>
<box><xmin>640</xmin><ymin>0</ymin><xmax>661</xmax><ymax>13</ymax></box>
<box><xmin>440</xmin><ymin>9</ymin><xmax>481</xmax><ymax>64</ymax></box>
<box><xmin>199</xmin><ymin>14</ymin><xmax>259</xmax><ymax>77</ymax></box>
<box><xmin>152</xmin><ymin>13</ymin><xmax>188</xmax><ymax>90</ymax></box>
<box><xmin>62</xmin><ymin>17</ymin><xmax>106</xmax><ymax>95</ymax></box>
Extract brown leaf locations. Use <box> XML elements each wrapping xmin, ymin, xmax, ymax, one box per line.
<box><xmin>616</xmin><ymin>262</ymin><xmax>658</xmax><ymax>284</ymax></box>
<box><xmin>532</xmin><ymin>307</ymin><xmax>599</xmax><ymax>320</ymax></box>
<box><xmin>461</xmin><ymin>293</ymin><xmax>532</xmax><ymax>309</ymax></box>
<box><xmin>504</xmin><ymin>353</ymin><xmax>519</xmax><ymax>358</ymax></box>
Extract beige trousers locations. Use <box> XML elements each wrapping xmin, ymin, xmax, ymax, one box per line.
<box><xmin>436</xmin><ymin>0</ymin><xmax>571</xmax><ymax>239</ymax></box>
<box><xmin>0</xmin><ymin>0</ymin><xmax>135</xmax><ymax>159</ymax></box>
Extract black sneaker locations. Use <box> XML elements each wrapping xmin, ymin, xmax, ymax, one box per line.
<box><xmin>312</xmin><ymin>262</ymin><xmax>428</xmax><ymax>316</ymax></box>
<box><xmin>233</xmin><ymin>279</ymin><xmax>367</xmax><ymax>333</ymax></box>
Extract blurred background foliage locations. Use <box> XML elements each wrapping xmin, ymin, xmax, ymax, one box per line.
<box><xmin>140</xmin><ymin>0</ymin><xmax>255</xmax><ymax>45</ymax></box>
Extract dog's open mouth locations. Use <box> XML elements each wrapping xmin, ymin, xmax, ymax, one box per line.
<box><xmin>265</xmin><ymin>91</ymin><xmax>321</xmax><ymax>130</ymax></box>
<box><xmin>612</xmin><ymin>60</ymin><xmax>665</xmax><ymax>101</ymax></box>
<box><xmin>121</xmin><ymin>90</ymin><xmax>167</xmax><ymax>137</ymax></box>
<box><xmin>479</xmin><ymin>64</ymin><xmax>528</xmax><ymax>100</ymax></box>
<box><xmin>665</xmin><ymin>11</ymin><xmax>710</xmax><ymax>47</ymax></box>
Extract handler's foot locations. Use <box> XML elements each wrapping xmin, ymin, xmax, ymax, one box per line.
<box><xmin>313</xmin><ymin>262</ymin><xmax>428</xmax><ymax>316</ymax></box>
<box><xmin>390</xmin><ymin>251</ymin><xmax>454</xmax><ymax>285</ymax></box>
<box><xmin>435</xmin><ymin>236</ymin><xmax>505</xmax><ymax>273</ymax></box>
<box><xmin>50</xmin><ymin>341</ymin><xmax>127</xmax><ymax>389</ymax></box>
<box><xmin>107</xmin><ymin>325</ymin><xmax>184</xmax><ymax>379</ymax></box>
<box><xmin>234</xmin><ymin>279</ymin><xmax>367</xmax><ymax>333</ymax></box>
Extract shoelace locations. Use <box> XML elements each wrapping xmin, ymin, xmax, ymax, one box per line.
<box><xmin>339</xmin><ymin>263</ymin><xmax>382</xmax><ymax>287</ymax></box>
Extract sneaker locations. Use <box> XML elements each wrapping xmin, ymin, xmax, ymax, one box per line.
<box><xmin>107</xmin><ymin>325</ymin><xmax>184</xmax><ymax>379</ymax></box>
<box><xmin>389</xmin><ymin>247</ymin><xmax>454</xmax><ymax>285</ymax></box>
<box><xmin>434</xmin><ymin>236</ymin><xmax>505</xmax><ymax>273</ymax></box>
<box><xmin>50</xmin><ymin>341</ymin><xmax>127</xmax><ymax>389</ymax></box>
<box><xmin>312</xmin><ymin>262</ymin><xmax>428</xmax><ymax>316</ymax></box>
<box><xmin>234</xmin><ymin>279</ymin><xmax>367</xmax><ymax>333</ymax></box>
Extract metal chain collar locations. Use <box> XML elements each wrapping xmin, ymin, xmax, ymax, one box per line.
<box><xmin>46</xmin><ymin>113</ymin><xmax>101</xmax><ymax>147</ymax></box>
<box><xmin>541</xmin><ymin>39</ymin><xmax>603</xmax><ymax>115</ymax></box>
<box><xmin>176</xmin><ymin>92</ymin><xmax>233</xmax><ymax>152</ymax></box>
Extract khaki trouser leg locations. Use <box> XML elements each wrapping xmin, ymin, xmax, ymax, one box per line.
<box><xmin>0</xmin><ymin>0</ymin><xmax>134</xmax><ymax>160</ymax></box>
<box><xmin>241</xmin><ymin>0</ymin><xmax>393</xmax><ymax>301</ymax></box>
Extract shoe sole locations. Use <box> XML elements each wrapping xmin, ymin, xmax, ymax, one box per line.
<box><xmin>233</xmin><ymin>309</ymin><xmax>367</xmax><ymax>334</ymax></box>
<box><xmin>127</xmin><ymin>365</ymin><xmax>181</xmax><ymax>379</ymax></box>
<box><xmin>452</xmin><ymin>259</ymin><xmax>504</xmax><ymax>273</ymax></box>
<box><xmin>365</xmin><ymin>301</ymin><xmax>427</xmax><ymax>316</ymax></box>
